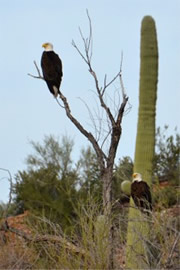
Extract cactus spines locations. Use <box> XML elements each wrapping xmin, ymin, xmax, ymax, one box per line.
<box><xmin>134</xmin><ymin>15</ymin><xmax>158</xmax><ymax>183</ymax></box>
<box><xmin>126</xmin><ymin>16</ymin><xmax>158</xmax><ymax>269</ymax></box>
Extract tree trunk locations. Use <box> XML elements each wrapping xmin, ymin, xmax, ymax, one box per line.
<box><xmin>29</xmin><ymin>14</ymin><xmax>128</xmax><ymax>268</ymax></box>
<box><xmin>101</xmin><ymin>166</ymin><xmax>114</xmax><ymax>269</ymax></box>
<box><xmin>102</xmin><ymin>167</ymin><xmax>113</xmax><ymax>215</ymax></box>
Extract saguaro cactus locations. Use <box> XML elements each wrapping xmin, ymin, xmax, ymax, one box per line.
<box><xmin>126</xmin><ymin>16</ymin><xmax>158</xmax><ymax>269</ymax></box>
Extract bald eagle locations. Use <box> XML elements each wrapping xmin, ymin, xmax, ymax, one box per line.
<box><xmin>131</xmin><ymin>173</ymin><xmax>152</xmax><ymax>214</ymax></box>
<box><xmin>41</xmin><ymin>43</ymin><xmax>63</xmax><ymax>97</ymax></box>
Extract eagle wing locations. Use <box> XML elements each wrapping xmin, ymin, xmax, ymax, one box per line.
<box><xmin>142</xmin><ymin>182</ymin><xmax>152</xmax><ymax>209</ymax></box>
<box><xmin>131</xmin><ymin>181</ymin><xmax>152</xmax><ymax>211</ymax></box>
<box><xmin>41</xmin><ymin>51</ymin><xmax>63</xmax><ymax>88</ymax></box>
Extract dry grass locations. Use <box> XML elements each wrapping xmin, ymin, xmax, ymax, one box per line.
<box><xmin>0</xmin><ymin>203</ymin><xmax>179</xmax><ymax>269</ymax></box>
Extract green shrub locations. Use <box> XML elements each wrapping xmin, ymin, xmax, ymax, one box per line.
<box><xmin>153</xmin><ymin>186</ymin><xmax>179</xmax><ymax>209</ymax></box>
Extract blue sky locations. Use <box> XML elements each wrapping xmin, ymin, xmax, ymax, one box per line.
<box><xmin>0</xmin><ymin>0</ymin><xmax>179</xmax><ymax>202</ymax></box>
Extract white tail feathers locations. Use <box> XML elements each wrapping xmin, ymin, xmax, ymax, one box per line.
<box><xmin>53</xmin><ymin>86</ymin><xmax>59</xmax><ymax>97</ymax></box>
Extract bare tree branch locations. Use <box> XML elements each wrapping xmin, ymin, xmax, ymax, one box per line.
<box><xmin>86</xmin><ymin>9</ymin><xmax>93</xmax><ymax>58</ymax></box>
<box><xmin>71</xmin><ymin>40</ymin><xmax>88</xmax><ymax>65</ymax></box>
<box><xmin>119</xmin><ymin>52</ymin><xmax>126</xmax><ymax>98</ymax></box>
<box><xmin>58</xmin><ymin>90</ymin><xmax>107</xmax><ymax>167</ymax></box>
<box><xmin>29</xmin><ymin>11</ymin><xmax>129</xmax><ymax>190</ymax></box>
<box><xmin>101</xmin><ymin>128</ymin><xmax>112</xmax><ymax>150</ymax></box>
<box><xmin>28</xmin><ymin>61</ymin><xmax>44</xmax><ymax>79</ymax></box>
<box><xmin>77</xmin><ymin>97</ymin><xmax>99</xmax><ymax>140</ymax></box>
<box><xmin>55</xmin><ymin>97</ymin><xmax>65</xmax><ymax>109</ymax></box>
<box><xmin>72</xmin><ymin>18</ymin><xmax>118</xmax><ymax>128</ymax></box>
<box><xmin>89</xmin><ymin>69</ymin><xmax>116</xmax><ymax>127</ymax></box>
<box><xmin>28</xmin><ymin>18</ymin><xmax>129</xmax><ymax>267</ymax></box>
<box><xmin>0</xmin><ymin>168</ymin><xmax>13</xmax><ymax>218</ymax></box>
<box><xmin>0</xmin><ymin>222</ymin><xmax>86</xmax><ymax>255</ymax></box>
<box><xmin>102</xmin><ymin>71</ymin><xmax>121</xmax><ymax>97</ymax></box>
<box><xmin>28</xmin><ymin>61</ymin><xmax>107</xmax><ymax>169</ymax></box>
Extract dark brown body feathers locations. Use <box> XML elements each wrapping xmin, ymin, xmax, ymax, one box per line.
<box><xmin>131</xmin><ymin>181</ymin><xmax>152</xmax><ymax>213</ymax></box>
<box><xmin>41</xmin><ymin>51</ymin><xmax>63</xmax><ymax>96</ymax></box>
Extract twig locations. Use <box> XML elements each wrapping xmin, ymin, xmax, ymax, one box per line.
<box><xmin>165</xmin><ymin>233</ymin><xmax>180</xmax><ymax>267</ymax></box>
<box><xmin>77</xmin><ymin>96</ymin><xmax>99</xmax><ymax>140</ymax></box>
<box><xmin>102</xmin><ymin>71</ymin><xmax>121</xmax><ymax>97</ymax></box>
<box><xmin>1</xmin><ymin>223</ymin><xmax>86</xmax><ymax>255</ymax></box>
<box><xmin>90</xmin><ymin>69</ymin><xmax>116</xmax><ymax>127</ymax></box>
<box><xmin>28</xmin><ymin>61</ymin><xmax>44</xmax><ymax>80</ymax></box>
<box><xmin>101</xmin><ymin>129</ymin><xmax>112</xmax><ymax>150</ymax></box>
<box><xmin>119</xmin><ymin>53</ymin><xmax>126</xmax><ymax>98</ymax></box>
<box><xmin>72</xmin><ymin>40</ymin><xmax>88</xmax><ymax>65</ymax></box>
<box><xmin>58</xmin><ymin>90</ymin><xmax>107</xmax><ymax>167</ymax></box>
<box><xmin>72</xmin><ymin>14</ymin><xmax>117</xmax><ymax>128</ymax></box>
<box><xmin>55</xmin><ymin>97</ymin><xmax>65</xmax><ymax>108</ymax></box>
<box><xmin>28</xmin><ymin>59</ymin><xmax>107</xmax><ymax>169</ymax></box>
<box><xmin>0</xmin><ymin>168</ymin><xmax>13</xmax><ymax>218</ymax></box>
<box><xmin>86</xmin><ymin>9</ymin><xmax>93</xmax><ymax>58</ymax></box>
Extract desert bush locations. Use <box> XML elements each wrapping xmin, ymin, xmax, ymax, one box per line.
<box><xmin>0</xmin><ymin>199</ymin><xmax>179</xmax><ymax>269</ymax></box>
<box><xmin>153</xmin><ymin>186</ymin><xmax>179</xmax><ymax>209</ymax></box>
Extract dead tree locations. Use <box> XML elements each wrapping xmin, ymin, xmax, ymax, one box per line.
<box><xmin>29</xmin><ymin>12</ymin><xmax>129</xmax><ymax>268</ymax></box>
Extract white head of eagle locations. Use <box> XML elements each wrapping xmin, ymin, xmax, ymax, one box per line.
<box><xmin>41</xmin><ymin>42</ymin><xmax>63</xmax><ymax>98</ymax></box>
<box><xmin>42</xmin><ymin>42</ymin><xmax>54</xmax><ymax>51</ymax></box>
<box><xmin>131</xmin><ymin>172</ymin><xmax>152</xmax><ymax>214</ymax></box>
<box><xmin>132</xmin><ymin>172</ymin><xmax>142</xmax><ymax>182</ymax></box>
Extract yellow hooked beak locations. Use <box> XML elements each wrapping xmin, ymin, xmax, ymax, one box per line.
<box><xmin>42</xmin><ymin>43</ymin><xmax>48</xmax><ymax>48</ymax></box>
<box><xmin>132</xmin><ymin>173</ymin><xmax>138</xmax><ymax>179</ymax></box>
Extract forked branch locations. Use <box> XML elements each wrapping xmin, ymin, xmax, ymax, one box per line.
<box><xmin>72</xmin><ymin>14</ymin><xmax>128</xmax><ymax>131</ymax></box>
<box><xmin>28</xmin><ymin>61</ymin><xmax>107</xmax><ymax>169</ymax></box>
<box><xmin>28</xmin><ymin>11</ymin><xmax>129</xmax><ymax>174</ymax></box>
<box><xmin>28</xmin><ymin>61</ymin><xmax>44</xmax><ymax>80</ymax></box>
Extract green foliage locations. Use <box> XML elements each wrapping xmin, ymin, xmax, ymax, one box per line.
<box><xmin>13</xmin><ymin>135</ymin><xmax>78</xmax><ymax>231</ymax></box>
<box><xmin>0</xmin><ymin>199</ymin><xmax>179</xmax><ymax>269</ymax></box>
<box><xmin>5</xmin><ymin>125</ymin><xmax>178</xmax><ymax>233</ymax></box>
<box><xmin>30</xmin><ymin>198</ymin><xmax>111</xmax><ymax>269</ymax></box>
<box><xmin>154</xmin><ymin>126</ymin><xmax>180</xmax><ymax>185</ymax></box>
<box><xmin>26</xmin><ymin>135</ymin><xmax>74</xmax><ymax>177</ymax></box>
<box><xmin>113</xmin><ymin>156</ymin><xmax>133</xmax><ymax>201</ymax></box>
<box><xmin>116</xmin><ymin>128</ymin><xmax>179</xmax><ymax>208</ymax></box>
<box><xmin>12</xmin><ymin>136</ymin><xmax>103</xmax><ymax>232</ymax></box>
<box><xmin>114</xmin><ymin>157</ymin><xmax>133</xmax><ymax>183</ymax></box>
<box><xmin>77</xmin><ymin>146</ymin><xmax>102</xmax><ymax>201</ymax></box>
<box><xmin>153</xmin><ymin>186</ymin><xmax>179</xmax><ymax>209</ymax></box>
<box><xmin>148</xmin><ymin>210</ymin><xmax>180</xmax><ymax>269</ymax></box>
<box><xmin>15</xmin><ymin>168</ymin><xmax>77</xmax><ymax>230</ymax></box>
<box><xmin>152</xmin><ymin>126</ymin><xmax>179</xmax><ymax>210</ymax></box>
<box><xmin>4</xmin><ymin>125</ymin><xmax>178</xmax><ymax>268</ymax></box>
<box><xmin>0</xmin><ymin>203</ymin><xmax>6</xmax><ymax>217</ymax></box>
